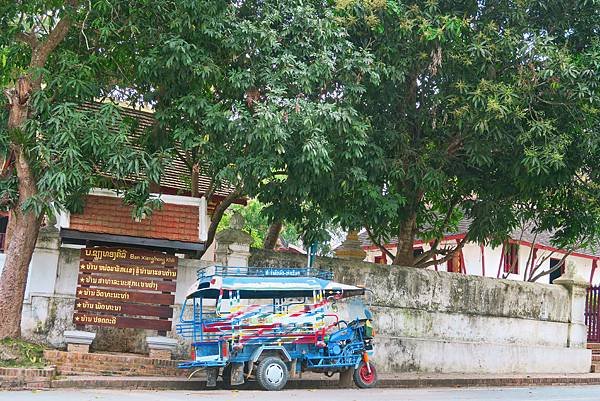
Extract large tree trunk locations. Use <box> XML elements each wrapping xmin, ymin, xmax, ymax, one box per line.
<box><xmin>198</xmin><ymin>188</ymin><xmax>243</xmax><ymax>258</ymax></box>
<box><xmin>0</xmin><ymin>6</ymin><xmax>75</xmax><ymax>339</ymax></box>
<box><xmin>263</xmin><ymin>220</ymin><xmax>283</xmax><ymax>250</ymax></box>
<box><xmin>0</xmin><ymin>78</ymin><xmax>42</xmax><ymax>339</ymax></box>
<box><xmin>392</xmin><ymin>212</ymin><xmax>417</xmax><ymax>266</ymax></box>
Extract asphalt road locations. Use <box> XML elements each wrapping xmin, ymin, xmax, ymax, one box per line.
<box><xmin>3</xmin><ymin>387</ymin><xmax>600</xmax><ymax>401</ymax></box>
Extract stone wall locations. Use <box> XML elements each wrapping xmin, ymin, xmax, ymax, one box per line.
<box><xmin>20</xmin><ymin>229</ymin><xmax>210</xmax><ymax>357</ymax></box>
<box><xmin>250</xmin><ymin>249</ymin><xmax>591</xmax><ymax>374</ymax></box>
<box><xmin>43</xmin><ymin>350</ymin><xmax>187</xmax><ymax>377</ymax></box>
<box><xmin>19</xmin><ymin>228</ymin><xmax>591</xmax><ymax>374</ymax></box>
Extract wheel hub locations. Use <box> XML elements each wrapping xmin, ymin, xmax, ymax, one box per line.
<box><xmin>359</xmin><ymin>364</ymin><xmax>375</xmax><ymax>384</ymax></box>
<box><xmin>265</xmin><ymin>363</ymin><xmax>284</xmax><ymax>384</ymax></box>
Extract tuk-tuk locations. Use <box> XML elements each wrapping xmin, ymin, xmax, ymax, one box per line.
<box><xmin>176</xmin><ymin>265</ymin><xmax>377</xmax><ymax>391</ymax></box>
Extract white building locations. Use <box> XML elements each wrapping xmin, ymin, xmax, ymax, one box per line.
<box><xmin>360</xmin><ymin>221</ymin><xmax>600</xmax><ymax>285</ymax></box>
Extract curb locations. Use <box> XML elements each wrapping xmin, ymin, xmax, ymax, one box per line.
<box><xmin>47</xmin><ymin>375</ymin><xmax>600</xmax><ymax>391</ymax></box>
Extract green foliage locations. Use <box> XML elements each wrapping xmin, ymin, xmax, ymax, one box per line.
<box><xmin>290</xmin><ymin>0</ymin><xmax>600</xmax><ymax>262</ymax></box>
<box><xmin>97</xmin><ymin>0</ymin><xmax>377</xmax><ymax>245</ymax></box>
<box><xmin>0</xmin><ymin>1</ymin><xmax>167</xmax><ymax>218</ymax></box>
<box><xmin>218</xmin><ymin>199</ymin><xmax>302</xmax><ymax>248</ymax></box>
<box><xmin>3</xmin><ymin>0</ymin><xmax>598</xmax><ymax>265</ymax></box>
<box><xmin>0</xmin><ymin>338</ymin><xmax>46</xmax><ymax>368</ymax></box>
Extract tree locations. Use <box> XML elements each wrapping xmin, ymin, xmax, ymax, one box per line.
<box><xmin>218</xmin><ymin>199</ymin><xmax>301</xmax><ymax>249</ymax></box>
<box><xmin>263</xmin><ymin>221</ymin><xmax>284</xmax><ymax>250</ymax></box>
<box><xmin>312</xmin><ymin>0</ymin><xmax>600</xmax><ymax>267</ymax></box>
<box><xmin>0</xmin><ymin>1</ymin><xmax>163</xmax><ymax>339</ymax></box>
<box><xmin>108</xmin><ymin>0</ymin><xmax>375</xmax><ymax>256</ymax></box>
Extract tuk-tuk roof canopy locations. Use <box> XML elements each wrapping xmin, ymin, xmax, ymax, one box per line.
<box><xmin>185</xmin><ymin>265</ymin><xmax>366</xmax><ymax>299</ymax></box>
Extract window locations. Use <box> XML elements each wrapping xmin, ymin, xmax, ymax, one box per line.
<box><xmin>374</xmin><ymin>253</ymin><xmax>387</xmax><ymax>265</ymax></box>
<box><xmin>549</xmin><ymin>258</ymin><xmax>563</xmax><ymax>284</ymax></box>
<box><xmin>503</xmin><ymin>243</ymin><xmax>519</xmax><ymax>274</ymax></box>
<box><xmin>413</xmin><ymin>247</ymin><xmax>424</xmax><ymax>257</ymax></box>
<box><xmin>447</xmin><ymin>251</ymin><xmax>464</xmax><ymax>273</ymax></box>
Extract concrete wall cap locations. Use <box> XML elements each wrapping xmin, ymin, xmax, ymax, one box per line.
<box><xmin>146</xmin><ymin>336</ymin><xmax>178</xmax><ymax>350</ymax></box>
<box><xmin>63</xmin><ymin>330</ymin><xmax>96</xmax><ymax>345</ymax></box>
<box><xmin>553</xmin><ymin>262</ymin><xmax>589</xmax><ymax>288</ymax></box>
<box><xmin>215</xmin><ymin>228</ymin><xmax>253</xmax><ymax>245</ymax></box>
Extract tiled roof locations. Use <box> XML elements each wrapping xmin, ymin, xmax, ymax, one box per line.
<box><xmin>82</xmin><ymin>102</ymin><xmax>235</xmax><ymax>199</ymax></box>
<box><xmin>359</xmin><ymin>218</ymin><xmax>600</xmax><ymax>258</ymax></box>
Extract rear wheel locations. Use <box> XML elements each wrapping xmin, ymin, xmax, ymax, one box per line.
<box><xmin>256</xmin><ymin>357</ymin><xmax>289</xmax><ymax>391</ymax></box>
<box><xmin>353</xmin><ymin>360</ymin><xmax>378</xmax><ymax>388</ymax></box>
<box><xmin>220</xmin><ymin>364</ymin><xmax>232</xmax><ymax>389</ymax></box>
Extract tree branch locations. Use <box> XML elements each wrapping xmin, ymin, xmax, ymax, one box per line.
<box><xmin>365</xmin><ymin>226</ymin><xmax>395</xmax><ymax>261</ymax></box>
<box><xmin>30</xmin><ymin>0</ymin><xmax>79</xmax><ymax>72</ymax></box>
<box><xmin>523</xmin><ymin>230</ymin><xmax>538</xmax><ymax>281</ymax></box>
<box><xmin>204</xmin><ymin>176</ymin><xmax>218</xmax><ymax>205</ymax></box>
<box><xmin>15</xmin><ymin>32</ymin><xmax>39</xmax><ymax>49</ymax></box>
<box><xmin>528</xmin><ymin>251</ymin><xmax>571</xmax><ymax>283</ymax></box>
<box><xmin>173</xmin><ymin>147</ymin><xmax>193</xmax><ymax>170</ymax></box>
<box><xmin>200</xmin><ymin>186</ymin><xmax>244</xmax><ymax>257</ymax></box>
<box><xmin>414</xmin><ymin>198</ymin><xmax>460</xmax><ymax>265</ymax></box>
<box><xmin>263</xmin><ymin>221</ymin><xmax>283</xmax><ymax>250</ymax></box>
<box><xmin>501</xmin><ymin>224</ymin><xmax>528</xmax><ymax>279</ymax></box>
<box><xmin>416</xmin><ymin>234</ymin><xmax>469</xmax><ymax>269</ymax></box>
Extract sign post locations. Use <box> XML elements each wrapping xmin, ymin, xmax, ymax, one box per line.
<box><xmin>73</xmin><ymin>247</ymin><xmax>178</xmax><ymax>332</ymax></box>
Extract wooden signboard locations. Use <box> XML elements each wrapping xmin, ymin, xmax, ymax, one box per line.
<box><xmin>73</xmin><ymin>247</ymin><xmax>178</xmax><ymax>332</ymax></box>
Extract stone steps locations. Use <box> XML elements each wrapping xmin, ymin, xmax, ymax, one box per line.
<box><xmin>587</xmin><ymin>343</ymin><xmax>600</xmax><ymax>352</ymax></box>
<box><xmin>587</xmin><ymin>343</ymin><xmax>600</xmax><ymax>372</ymax></box>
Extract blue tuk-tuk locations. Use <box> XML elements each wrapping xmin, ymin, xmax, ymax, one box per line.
<box><xmin>176</xmin><ymin>265</ymin><xmax>377</xmax><ymax>390</ymax></box>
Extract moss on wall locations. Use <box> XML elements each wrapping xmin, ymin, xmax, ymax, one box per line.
<box><xmin>249</xmin><ymin>248</ymin><xmax>570</xmax><ymax>322</ymax></box>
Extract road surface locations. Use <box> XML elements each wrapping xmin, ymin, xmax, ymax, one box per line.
<box><xmin>2</xmin><ymin>386</ymin><xmax>600</xmax><ymax>401</ymax></box>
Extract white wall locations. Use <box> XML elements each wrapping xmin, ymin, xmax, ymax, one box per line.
<box><xmin>252</xmin><ymin>248</ymin><xmax>592</xmax><ymax>374</ymax></box>
<box><xmin>365</xmin><ymin>240</ymin><xmax>598</xmax><ymax>284</ymax></box>
<box><xmin>14</xmin><ymin>229</ymin><xmax>595</xmax><ymax>374</ymax></box>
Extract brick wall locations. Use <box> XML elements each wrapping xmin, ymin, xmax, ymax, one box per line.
<box><xmin>0</xmin><ymin>366</ymin><xmax>56</xmax><ymax>390</ymax></box>
<box><xmin>70</xmin><ymin>195</ymin><xmax>199</xmax><ymax>243</ymax></box>
<box><xmin>44</xmin><ymin>350</ymin><xmax>188</xmax><ymax>377</ymax></box>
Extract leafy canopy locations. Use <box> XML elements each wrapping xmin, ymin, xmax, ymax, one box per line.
<box><xmin>281</xmin><ymin>0</ymin><xmax>600</xmax><ymax>265</ymax></box>
<box><xmin>218</xmin><ymin>199</ymin><xmax>302</xmax><ymax>249</ymax></box>
<box><xmin>0</xmin><ymin>1</ymin><xmax>165</xmax><ymax>218</ymax></box>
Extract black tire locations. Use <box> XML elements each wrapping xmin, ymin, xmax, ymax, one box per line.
<box><xmin>255</xmin><ymin>357</ymin><xmax>289</xmax><ymax>391</ymax></box>
<box><xmin>220</xmin><ymin>364</ymin><xmax>233</xmax><ymax>389</ymax></box>
<box><xmin>353</xmin><ymin>360</ymin><xmax>378</xmax><ymax>389</ymax></box>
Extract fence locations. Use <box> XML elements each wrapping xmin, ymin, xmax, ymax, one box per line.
<box><xmin>586</xmin><ymin>286</ymin><xmax>600</xmax><ymax>342</ymax></box>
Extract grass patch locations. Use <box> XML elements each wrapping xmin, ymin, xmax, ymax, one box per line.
<box><xmin>0</xmin><ymin>338</ymin><xmax>46</xmax><ymax>368</ymax></box>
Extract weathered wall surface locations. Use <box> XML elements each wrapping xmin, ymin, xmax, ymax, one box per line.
<box><xmin>19</xmin><ymin>231</ymin><xmax>591</xmax><ymax>374</ymax></box>
<box><xmin>20</xmin><ymin>229</ymin><xmax>209</xmax><ymax>357</ymax></box>
<box><xmin>250</xmin><ymin>249</ymin><xmax>591</xmax><ymax>374</ymax></box>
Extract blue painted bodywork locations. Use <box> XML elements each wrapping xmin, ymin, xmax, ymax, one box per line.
<box><xmin>176</xmin><ymin>266</ymin><xmax>374</xmax><ymax>374</ymax></box>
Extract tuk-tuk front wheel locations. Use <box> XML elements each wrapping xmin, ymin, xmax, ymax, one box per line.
<box><xmin>353</xmin><ymin>360</ymin><xmax>378</xmax><ymax>389</ymax></box>
<box><xmin>256</xmin><ymin>357</ymin><xmax>289</xmax><ymax>391</ymax></box>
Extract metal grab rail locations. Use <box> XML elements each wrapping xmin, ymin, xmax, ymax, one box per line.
<box><xmin>197</xmin><ymin>265</ymin><xmax>334</xmax><ymax>280</ymax></box>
